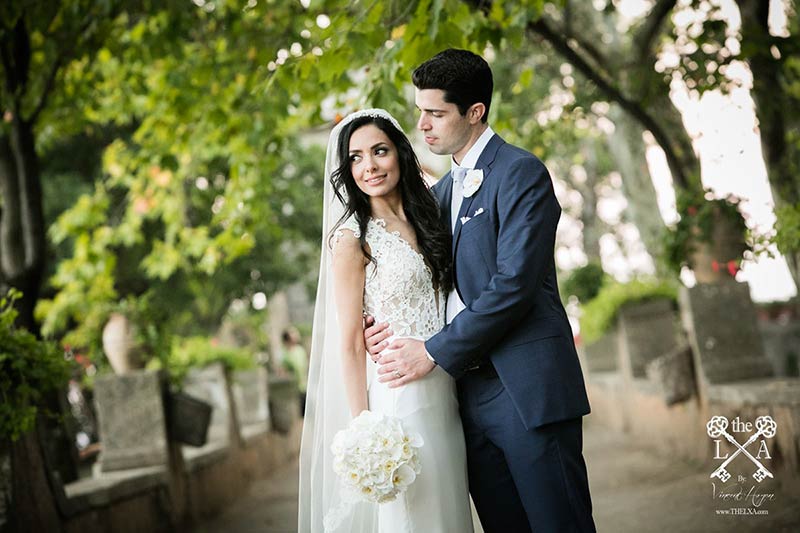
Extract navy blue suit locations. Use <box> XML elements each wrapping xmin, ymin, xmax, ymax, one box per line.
<box><xmin>425</xmin><ymin>134</ymin><xmax>595</xmax><ymax>532</ymax></box>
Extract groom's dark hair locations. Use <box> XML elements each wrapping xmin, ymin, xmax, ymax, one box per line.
<box><xmin>412</xmin><ymin>49</ymin><xmax>493</xmax><ymax>123</ymax></box>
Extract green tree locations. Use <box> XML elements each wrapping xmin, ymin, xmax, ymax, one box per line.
<box><xmin>490</xmin><ymin>41</ymin><xmax>661</xmax><ymax>270</ymax></box>
<box><xmin>674</xmin><ymin>0</ymin><xmax>800</xmax><ymax>292</ymax></box>
<box><xmin>0</xmin><ymin>4</ymin><xmax>548</xmax><ymax>522</ymax></box>
<box><xmin>0</xmin><ymin>1</ymin><xmax>143</xmax><ymax>332</ymax></box>
<box><xmin>524</xmin><ymin>0</ymin><xmax>700</xmax><ymax>190</ymax></box>
<box><xmin>502</xmin><ymin>1</ymin><xmax>798</xmax><ymax>287</ymax></box>
<box><xmin>24</xmin><ymin>1</ymin><xmax>790</xmax><ymax>525</ymax></box>
<box><xmin>35</xmin><ymin>0</ymin><xmax>551</xmax><ymax>347</ymax></box>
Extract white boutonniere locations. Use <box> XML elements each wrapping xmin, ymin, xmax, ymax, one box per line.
<box><xmin>462</xmin><ymin>169</ymin><xmax>484</xmax><ymax>198</ymax></box>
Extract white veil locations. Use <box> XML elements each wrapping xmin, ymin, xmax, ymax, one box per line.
<box><xmin>298</xmin><ymin>109</ymin><xmax>405</xmax><ymax>533</ymax></box>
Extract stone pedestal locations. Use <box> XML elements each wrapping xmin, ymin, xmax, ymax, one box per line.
<box><xmin>617</xmin><ymin>298</ymin><xmax>679</xmax><ymax>379</ymax></box>
<box><xmin>268</xmin><ymin>377</ymin><xmax>299</xmax><ymax>434</ymax></box>
<box><xmin>94</xmin><ymin>370</ymin><xmax>169</xmax><ymax>472</ymax></box>
<box><xmin>582</xmin><ymin>329</ymin><xmax>619</xmax><ymax>374</ymax></box>
<box><xmin>233</xmin><ymin>367</ymin><xmax>271</xmax><ymax>439</ymax></box>
<box><xmin>679</xmin><ymin>280</ymin><xmax>773</xmax><ymax>390</ymax></box>
<box><xmin>646</xmin><ymin>345</ymin><xmax>695</xmax><ymax>405</ymax></box>
<box><xmin>758</xmin><ymin>320</ymin><xmax>800</xmax><ymax>377</ymax></box>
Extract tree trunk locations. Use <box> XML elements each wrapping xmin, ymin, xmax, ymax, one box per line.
<box><xmin>6</xmin><ymin>428</ymin><xmax>62</xmax><ymax>533</ymax></box>
<box><xmin>0</xmin><ymin>12</ymin><xmax>48</xmax><ymax>333</ymax></box>
<box><xmin>736</xmin><ymin>0</ymin><xmax>800</xmax><ymax>294</ymax></box>
<box><xmin>527</xmin><ymin>4</ymin><xmax>702</xmax><ymax>193</ymax></box>
<box><xmin>0</xmin><ymin>119</ymin><xmax>45</xmax><ymax>334</ymax></box>
<box><xmin>523</xmin><ymin>1</ymin><xmax>703</xmax><ymax>276</ymax></box>
<box><xmin>0</xmin><ymin>440</ymin><xmax>10</xmax><ymax>532</ymax></box>
<box><xmin>738</xmin><ymin>0</ymin><xmax>799</xmax><ymax>205</ymax></box>
<box><xmin>607</xmin><ymin>105</ymin><xmax>667</xmax><ymax>274</ymax></box>
<box><xmin>0</xmin><ymin>137</ymin><xmax>24</xmax><ymax>289</ymax></box>
<box><xmin>576</xmin><ymin>140</ymin><xmax>604</xmax><ymax>263</ymax></box>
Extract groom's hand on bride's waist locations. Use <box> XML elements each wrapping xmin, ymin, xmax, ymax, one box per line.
<box><xmin>376</xmin><ymin>338</ymin><xmax>435</xmax><ymax>388</ymax></box>
<box><xmin>363</xmin><ymin>314</ymin><xmax>392</xmax><ymax>362</ymax></box>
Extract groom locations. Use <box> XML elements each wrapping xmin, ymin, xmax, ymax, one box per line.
<box><xmin>366</xmin><ymin>49</ymin><xmax>595</xmax><ymax>532</ymax></box>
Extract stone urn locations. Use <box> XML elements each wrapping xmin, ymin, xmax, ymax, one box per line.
<box><xmin>102</xmin><ymin>312</ymin><xmax>144</xmax><ymax>375</ymax></box>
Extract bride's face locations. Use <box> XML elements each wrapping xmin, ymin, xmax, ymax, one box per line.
<box><xmin>348</xmin><ymin>124</ymin><xmax>402</xmax><ymax>199</ymax></box>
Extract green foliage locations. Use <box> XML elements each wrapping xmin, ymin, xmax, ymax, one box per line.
<box><xmin>662</xmin><ymin>188</ymin><xmax>749</xmax><ymax>274</ymax></box>
<box><xmin>18</xmin><ymin>1</ymin><xmax>795</xmax><ymax>369</ymax></box>
<box><xmin>659</xmin><ymin>3</ymin><xmax>736</xmax><ymax>95</ymax></box>
<box><xmin>34</xmin><ymin>0</ymin><xmax>354</xmax><ymax>350</ymax></box>
<box><xmin>580</xmin><ymin>279</ymin><xmax>677</xmax><ymax>344</ymax></box>
<box><xmin>31</xmin><ymin>0</ymin><xmax>549</xmax><ymax>361</ymax></box>
<box><xmin>561</xmin><ymin>262</ymin><xmax>606</xmax><ymax>303</ymax></box>
<box><xmin>37</xmin><ymin>140</ymin><xmax>324</xmax><ymax>353</ymax></box>
<box><xmin>217</xmin><ymin>308</ymin><xmax>271</xmax><ymax>355</ymax></box>
<box><xmin>0</xmin><ymin>290</ymin><xmax>71</xmax><ymax>441</ymax></box>
<box><xmin>774</xmin><ymin>203</ymin><xmax>800</xmax><ymax>256</ymax></box>
<box><xmin>153</xmin><ymin>336</ymin><xmax>255</xmax><ymax>385</ymax></box>
<box><xmin>37</xmin><ymin>284</ymin><xmax>171</xmax><ymax>368</ymax></box>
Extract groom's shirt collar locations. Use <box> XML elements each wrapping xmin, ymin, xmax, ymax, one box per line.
<box><xmin>451</xmin><ymin>126</ymin><xmax>495</xmax><ymax>173</ymax></box>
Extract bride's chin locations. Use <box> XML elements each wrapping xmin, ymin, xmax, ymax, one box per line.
<box><xmin>361</xmin><ymin>185</ymin><xmax>396</xmax><ymax>197</ymax></box>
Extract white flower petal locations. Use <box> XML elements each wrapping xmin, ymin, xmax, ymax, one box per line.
<box><xmin>406</xmin><ymin>432</ymin><xmax>424</xmax><ymax>447</ymax></box>
<box><xmin>392</xmin><ymin>464</ymin><xmax>417</xmax><ymax>487</ymax></box>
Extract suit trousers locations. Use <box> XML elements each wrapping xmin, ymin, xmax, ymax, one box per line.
<box><xmin>458</xmin><ymin>368</ymin><xmax>595</xmax><ymax>533</ymax></box>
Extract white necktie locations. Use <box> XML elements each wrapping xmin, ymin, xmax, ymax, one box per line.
<box><xmin>451</xmin><ymin>167</ymin><xmax>467</xmax><ymax>231</ymax></box>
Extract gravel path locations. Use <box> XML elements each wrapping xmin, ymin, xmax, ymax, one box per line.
<box><xmin>193</xmin><ymin>421</ymin><xmax>800</xmax><ymax>532</ymax></box>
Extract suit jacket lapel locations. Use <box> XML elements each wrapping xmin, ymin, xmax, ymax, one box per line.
<box><xmin>452</xmin><ymin>134</ymin><xmax>503</xmax><ymax>256</ymax></box>
<box><xmin>452</xmin><ymin>190</ymin><xmax>476</xmax><ymax>256</ymax></box>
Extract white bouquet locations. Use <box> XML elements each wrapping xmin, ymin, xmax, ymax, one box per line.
<box><xmin>323</xmin><ymin>410</ymin><xmax>423</xmax><ymax>531</ymax></box>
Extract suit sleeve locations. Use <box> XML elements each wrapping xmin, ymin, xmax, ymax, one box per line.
<box><xmin>425</xmin><ymin>155</ymin><xmax>561</xmax><ymax>379</ymax></box>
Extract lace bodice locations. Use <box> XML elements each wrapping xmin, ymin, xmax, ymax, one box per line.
<box><xmin>334</xmin><ymin>217</ymin><xmax>444</xmax><ymax>339</ymax></box>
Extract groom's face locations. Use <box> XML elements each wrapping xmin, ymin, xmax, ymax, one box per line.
<box><xmin>414</xmin><ymin>89</ymin><xmax>472</xmax><ymax>162</ymax></box>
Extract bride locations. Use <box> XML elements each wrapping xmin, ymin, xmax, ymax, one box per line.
<box><xmin>298</xmin><ymin>109</ymin><xmax>474</xmax><ymax>532</ymax></box>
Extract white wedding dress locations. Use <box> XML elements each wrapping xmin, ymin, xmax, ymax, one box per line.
<box><xmin>334</xmin><ymin>216</ymin><xmax>474</xmax><ymax>533</ymax></box>
<box><xmin>298</xmin><ymin>109</ymin><xmax>475</xmax><ymax>533</ymax></box>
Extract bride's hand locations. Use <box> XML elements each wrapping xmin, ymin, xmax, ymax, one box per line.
<box><xmin>376</xmin><ymin>338</ymin><xmax>435</xmax><ymax>388</ymax></box>
<box><xmin>363</xmin><ymin>314</ymin><xmax>392</xmax><ymax>362</ymax></box>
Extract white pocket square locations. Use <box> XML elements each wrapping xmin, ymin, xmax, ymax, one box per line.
<box><xmin>460</xmin><ymin>208</ymin><xmax>485</xmax><ymax>226</ymax></box>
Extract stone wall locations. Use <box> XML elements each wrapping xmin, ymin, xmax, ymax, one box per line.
<box><xmin>759</xmin><ymin>319</ymin><xmax>800</xmax><ymax>377</ymax></box>
<box><xmin>50</xmin><ymin>366</ymin><xmax>302</xmax><ymax>533</ymax></box>
<box><xmin>587</xmin><ymin>377</ymin><xmax>800</xmax><ymax>477</ymax></box>
<box><xmin>582</xmin><ymin>281</ymin><xmax>800</xmax><ymax>482</ymax></box>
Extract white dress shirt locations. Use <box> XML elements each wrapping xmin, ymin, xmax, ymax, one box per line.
<box><xmin>446</xmin><ymin>126</ymin><xmax>495</xmax><ymax>326</ymax></box>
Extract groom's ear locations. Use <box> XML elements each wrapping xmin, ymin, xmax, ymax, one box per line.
<box><xmin>467</xmin><ymin>103</ymin><xmax>486</xmax><ymax>125</ymax></box>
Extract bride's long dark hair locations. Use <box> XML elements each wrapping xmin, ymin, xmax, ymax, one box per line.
<box><xmin>330</xmin><ymin>115</ymin><xmax>452</xmax><ymax>293</ymax></box>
